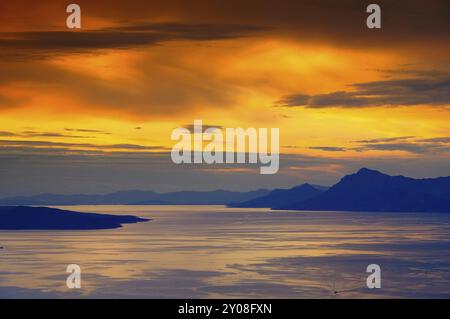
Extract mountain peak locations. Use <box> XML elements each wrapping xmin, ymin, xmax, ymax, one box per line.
<box><xmin>293</xmin><ymin>183</ymin><xmax>315</xmax><ymax>189</ymax></box>
<box><xmin>229</xmin><ymin>182</ymin><xmax>323</xmax><ymax>208</ymax></box>
<box><xmin>356</xmin><ymin>168</ymin><xmax>384</xmax><ymax>176</ymax></box>
<box><xmin>281</xmin><ymin>168</ymin><xmax>450</xmax><ymax>213</ymax></box>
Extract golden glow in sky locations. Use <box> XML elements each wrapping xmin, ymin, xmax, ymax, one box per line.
<box><xmin>0</xmin><ymin>0</ymin><xmax>449</xmax><ymax>194</ymax></box>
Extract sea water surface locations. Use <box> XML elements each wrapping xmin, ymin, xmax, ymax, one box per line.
<box><xmin>0</xmin><ymin>205</ymin><xmax>449</xmax><ymax>298</ymax></box>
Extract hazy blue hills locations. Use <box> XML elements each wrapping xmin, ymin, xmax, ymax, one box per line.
<box><xmin>137</xmin><ymin>189</ymin><xmax>270</xmax><ymax>205</ymax></box>
<box><xmin>0</xmin><ymin>206</ymin><xmax>149</xmax><ymax>230</ymax></box>
<box><xmin>277</xmin><ymin>168</ymin><xmax>450</xmax><ymax>213</ymax></box>
<box><xmin>2</xmin><ymin>168</ymin><xmax>449</xmax><ymax>213</ymax></box>
<box><xmin>0</xmin><ymin>191</ymin><xmax>163</xmax><ymax>206</ymax></box>
<box><xmin>229</xmin><ymin>183</ymin><xmax>323</xmax><ymax>208</ymax></box>
<box><xmin>0</xmin><ymin>189</ymin><xmax>269</xmax><ymax>206</ymax></box>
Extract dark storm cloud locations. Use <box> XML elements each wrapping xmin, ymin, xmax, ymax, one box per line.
<box><xmin>278</xmin><ymin>77</ymin><xmax>450</xmax><ymax>108</ymax></box>
<box><xmin>1</xmin><ymin>0</ymin><xmax>448</xmax><ymax>56</ymax></box>
<box><xmin>130</xmin><ymin>0</ymin><xmax>450</xmax><ymax>48</ymax></box>
<box><xmin>87</xmin><ymin>0</ymin><xmax>450</xmax><ymax>44</ymax></box>
<box><xmin>0</xmin><ymin>23</ymin><xmax>267</xmax><ymax>59</ymax></box>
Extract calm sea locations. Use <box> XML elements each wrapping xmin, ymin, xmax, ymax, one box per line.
<box><xmin>0</xmin><ymin>205</ymin><xmax>449</xmax><ymax>298</ymax></box>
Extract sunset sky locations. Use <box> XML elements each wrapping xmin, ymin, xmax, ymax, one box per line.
<box><xmin>0</xmin><ymin>0</ymin><xmax>449</xmax><ymax>196</ymax></box>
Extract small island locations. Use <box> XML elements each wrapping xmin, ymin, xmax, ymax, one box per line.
<box><xmin>0</xmin><ymin>206</ymin><xmax>150</xmax><ymax>230</ymax></box>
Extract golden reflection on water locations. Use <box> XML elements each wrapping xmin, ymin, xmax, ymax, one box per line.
<box><xmin>0</xmin><ymin>205</ymin><xmax>449</xmax><ymax>298</ymax></box>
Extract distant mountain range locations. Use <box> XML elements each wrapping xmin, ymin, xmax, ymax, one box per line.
<box><xmin>0</xmin><ymin>189</ymin><xmax>270</xmax><ymax>206</ymax></box>
<box><xmin>277</xmin><ymin>168</ymin><xmax>450</xmax><ymax>213</ymax></box>
<box><xmin>1</xmin><ymin>168</ymin><xmax>449</xmax><ymax>213</ymax></box>
<box><xmin>232</xmin><ymin>168</ymin><xmax>450</xmax><ymax>212</ymax></box>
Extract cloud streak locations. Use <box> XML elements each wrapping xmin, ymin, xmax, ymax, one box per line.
<box><xmin>65</xmin><ymin>128</ymin><xmax>111</xmax><ymax>134</ymax></box>
<box><xmin>354</xmin><ymin>142</ymin><xmax>450</xmax><ymax>154</ymax></box>
<box><xmin>183</xmin><ymin>124</ymin><xmax>224</xmax><ymax>132</ymax></box>
<box><xmin>278</xmin><ymin>77</ymin><xmax>450</xmax><ymax>108</ymax></box>
<box><xmin>308</xmin><ymin>136</ymin><xmax>450</xmax><ymax>154</ymax></box>
<box><xmin>0</xmin><ymin>23</ymin><xmax>268</xmax><ymax>60</ymax></box>
<box><xmin>353</xmin><ymin>136</ymin><xmax>416</xmax><ymax>143</ymax></box>
<box><xmin>308</xmin><ymin>146</ymin><xmax>347</xmax><ymax>152</ymax></box>
<box><xmin>0</xmin><ymin>130</ymin><xmax>96</xmax><ymax>138</ymax></box>
<box><xmin>0</xmin><ymin>139</ymin><xmax>168</xmax><ymax>153</ymax></box>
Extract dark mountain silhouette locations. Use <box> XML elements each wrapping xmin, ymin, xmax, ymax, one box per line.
<box><xmin>229</xmin><ymin>183</ymin><xmax>324</xmax><ymax>208</ymax></box>
<box><xmin>0</xmin><ymin>206</ymin><xmax>149</xmax><ymax>230</ymax></box>
<box><xmin>2</xmin><ymin>169</ymin><xmax>448</xmax><ymax>213</ymax></box>
<box><xmin>0</xmin><ymin>189</ymin><xmax>269</xmax><ymax>206</ymax></box>
<box><xmin>277</xmin><ymin>168</ymin><xmax>450</xmax><ymax>212</ymax></box>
